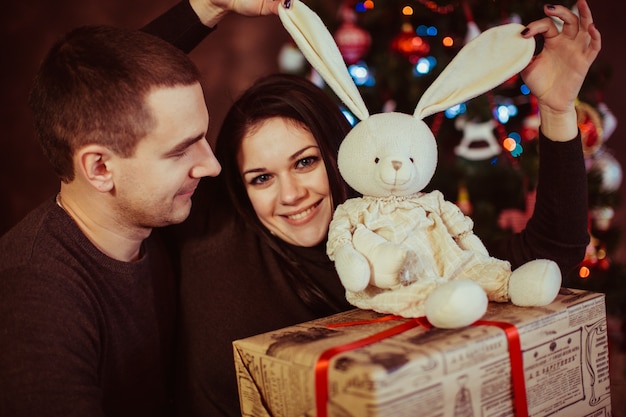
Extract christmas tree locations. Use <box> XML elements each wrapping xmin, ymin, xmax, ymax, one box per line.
<box><xmin>278</xmin><ymin>0</ymin><xmax>625</xmax><ymax>318</ymax></box>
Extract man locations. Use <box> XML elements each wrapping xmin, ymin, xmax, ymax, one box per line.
<box><xmin>0</xmin><ymin>1</ymin><xmax>279</xmax><ymax>415</ymax></box>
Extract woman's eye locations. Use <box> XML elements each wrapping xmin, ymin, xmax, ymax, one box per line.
<box><xmin>297</xmin><ymin>156</ymin><xmax>319</xmax><ymax>169</ymax></box>
<box><xmin>250</xmin><ymin>174</ymin><xmax>271</xmax><ymax>185</ymax></box>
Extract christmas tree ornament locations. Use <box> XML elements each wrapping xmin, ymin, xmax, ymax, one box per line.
<box><xmin>334</xmin><ymin>5</ymin><xmax>371</xmax><ymax>65</ymax></box>
<box><xmin>576</xmin><ymin>100</ymin><xmax>604</xmax><ymax>157</ymax></box>
<box><xmin>278</xmin><ymin>41</ymin><xmax>306</xmax><ymax>73</ymax></box>
<box><xmin>416</xmin><ymin>0</ymin><xmax>455</xmax><ymax>15</ymax></box>
<box><xmin>589</xmin><ymin>149</ymin><xmax>623</xmax><ymax>193</ymax></box>
<box><xmin>498</xmin><ymin>190</ymin><xmax>536</xmax><ymax>233</ymax></box>
<box><xmin>580</xmin><ymin>233</ymin><xmax>611</xmax><ymax>273</ymax></box>
<box><xmin>590</xmin><ymin>206</ymin><xmax>615</xmax><ymax>232</ymax></box>
<box><xmin>521</xmin><ymin>95</ymin><xmax>540</xmax><ymax>141</ymax></box>
<box><xmin>391</xmin><ymin>23</ymin><xmax>430</xmax><ymax>62</ymax></box>
<box><xmin>579</xmin><ymin>235</ymin><xmax>599</xmax><ymax>275</ymax></box>
<box><xmin>597</xmin><ymin>102</ymin><xmax>617</xmax><ymax>141</ymax></box>
<box><xmin>455</xmin><ymin>182</ymin><xmax>473</xmax><ymax>215</ymax></box>
<box><xmin>462</xmin><ymin>0</ymin><xmax>481</xmax><ymax>44</ymax></box>
<box><xmin>454</xmin><ymin>118</ymin><xmax>501</xmax><ymax>161</ymax></box>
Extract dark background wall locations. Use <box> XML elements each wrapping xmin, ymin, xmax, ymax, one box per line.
<box><xmin>2</xmin><ymin>0</ymin><xmax>625</xmax><ymax>263</ymax></box>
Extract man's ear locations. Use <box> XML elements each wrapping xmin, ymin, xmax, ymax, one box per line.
<box><xmin>75</xmin><ymin>144</ymin><xmax>116</xmax><ymax>192</ymax></box>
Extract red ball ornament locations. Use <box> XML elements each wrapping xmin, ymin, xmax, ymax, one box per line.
<box><xmin>391</xmin><ymin>23</ymin><xmax>430</xmax><ymax>62</ymax></box>
<box><xmin>521</xmin><ymin>95</ymin><xmax>540</xmax><ymax>141</ymax></box>
<box><xmin>334</xmin><ymin>7</ymin><xmax>371</xmax><ymax>65</ymax></box>
<box><xmin>576</xmin><ymin>101</ymin><xmax>604</xmax><ymax>157</ymax></box>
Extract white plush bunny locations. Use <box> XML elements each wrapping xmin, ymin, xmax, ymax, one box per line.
<box><xmin>279</xmin><ymin>1</ymin><xmax>562</xmax><ymax>329</ymax></box>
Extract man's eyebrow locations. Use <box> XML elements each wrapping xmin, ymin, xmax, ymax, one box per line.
<box><xmin>163</xmin><ymin>134</ymin><xmax>205</xmax><ymax>157</ymax></box>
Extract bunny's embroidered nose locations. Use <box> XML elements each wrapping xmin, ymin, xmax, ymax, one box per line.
<box><xmin>392</xmin><ymin>161</ymin><xmax>402</xmax><ymax>170</ymax></box>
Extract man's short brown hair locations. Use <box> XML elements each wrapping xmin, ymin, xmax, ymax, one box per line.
<box><xmin>28</xmin><ymin>25</ymin><xmax>201</xmax><ymax>182</ymax></box>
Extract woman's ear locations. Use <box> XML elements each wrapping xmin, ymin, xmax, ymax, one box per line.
<box><xmin>74</xmin><ymin>144</ymin><xmax>115</xmax><ymax>192</ymax></box>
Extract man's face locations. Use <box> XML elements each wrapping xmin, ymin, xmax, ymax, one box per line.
<box><xmin>112</xmin><ymin>83</ymin><xmax>221</xmax><ymax>228</ymax></box>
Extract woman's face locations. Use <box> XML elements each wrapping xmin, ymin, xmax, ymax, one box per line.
<box><xmin>238</xmin><ymin>117</ymin><xmax>333</xmax><ymax>247</ymax></box>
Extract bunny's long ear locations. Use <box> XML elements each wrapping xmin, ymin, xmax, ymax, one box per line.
<box><xmin>414</xmin><ymin>23</ymin><xmax>535</xmax><ymax>120</ymax></box>
<box><xmin>279</xmin><ymin>0</ymin><xmax>369</xmax><ymax>121</ymax></box>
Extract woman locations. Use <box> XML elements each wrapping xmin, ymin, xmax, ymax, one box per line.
<box><xmin>172</xmin><ymin>74</ymin><xmax>356</xmax><ymax>416</ymax></box>
<box><xmin>157</xmin><ymin>0</ymin><xmax>600</xmax><ymax>415</ymax></box>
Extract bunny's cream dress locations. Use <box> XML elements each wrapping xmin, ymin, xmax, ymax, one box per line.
<box><xmin>328</xmin><ymin>190</ymin><xmax>512</xmax><ymax>317</ymax></box>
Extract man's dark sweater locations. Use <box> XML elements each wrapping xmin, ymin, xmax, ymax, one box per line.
<box><xmin>0</xmin><ymin>200</ymin><xmax>177</xmax><ymax>416</ymax></box>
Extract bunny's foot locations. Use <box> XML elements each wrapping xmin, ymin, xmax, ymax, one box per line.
<box><xmin>508</xmin><ymin>259</ymin><xmax>561</xmax><ymax>306</ymax></box>
<box><xmin>424</xmin><ymin>279</ymin><xmax>488</xmax><ymax>329</ymax></box>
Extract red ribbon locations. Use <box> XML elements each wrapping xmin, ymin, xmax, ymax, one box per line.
<box><xmin>474</xmin><ymin>319</ymin><xmax>528</xmax><ymax>417</ymax></box>
<box><xmin>315</xmin><ymin>316</ymin><xmax>528</xmax><ymax>417</ymax></box>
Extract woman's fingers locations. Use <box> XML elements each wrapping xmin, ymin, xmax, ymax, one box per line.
<box><xmin>577</xmin><ymin>0</ymin><xmax>595</xmax><ymax>32</ymax></box>
<box><xmin>546</xmin><ymin>4</ymin><xmax>580</xmax><ymax>39</ymax></box>
<box><xmin>522</xmin><ymin>17</ymin><xmax>560</xmax><ymax>39</ymax></box>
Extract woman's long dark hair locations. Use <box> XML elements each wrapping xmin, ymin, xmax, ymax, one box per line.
<box><xmin>215</xmin><ymin>73</ymin><xmax>354</xmax><ymax>314</ymax></box>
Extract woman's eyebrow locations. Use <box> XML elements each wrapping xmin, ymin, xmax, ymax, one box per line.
<box><xmin>289</xmin><ymin>145</ymin><xmax>319</xmax><ymax>161</ymax></box>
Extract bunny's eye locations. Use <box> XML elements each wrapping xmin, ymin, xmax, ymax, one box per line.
<box><xmin>374</xmin><ymin>158</ymin><xmax>380</xmax><ymax>164</ymax></box>
<box><xmin>410</xmin><ymin>158</ymin><xmax>414</xmax><ymax>163</ymax></box>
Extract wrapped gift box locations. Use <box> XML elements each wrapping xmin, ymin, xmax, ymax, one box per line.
<box><xmin>233</xmin><ymin>288</ymin><xmax>612</xmax><ymax>417</ymax></box>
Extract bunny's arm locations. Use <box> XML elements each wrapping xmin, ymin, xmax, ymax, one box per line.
<box><xmin>327</xmin><ymin>203</ymin><xmax>356</xmax><ymax>255</ymax></box>
<box><xmin>430</xmin><ymin>191</ymin><xmax>490</xmax><ymax>256</ymax></box>
<box><xmin>327</xmin><ymin>202</ymin><xmax>372</xmax><ymax>292</ymax></box>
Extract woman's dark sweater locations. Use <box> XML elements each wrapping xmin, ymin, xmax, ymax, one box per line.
<box><xmin>147</xmin><ymin>3</ymin><xmax>589</xmax><ymax>416</ymax></box>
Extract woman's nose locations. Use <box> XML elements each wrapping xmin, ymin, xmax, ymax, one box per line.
<box><xmin>279</xmin><ymin>175</ymin><xmax>306</xmax><ymax>205</ymax></box>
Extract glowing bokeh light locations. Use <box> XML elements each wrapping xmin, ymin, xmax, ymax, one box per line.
<box><xmin>442</xmin><ymin>36</ymin><xmax>454</xmax><ymax>47</ymax></box>
<box><xmin>503</xmin><ymin>138</ymin><xmax>517</xmax><ymax>152</ymax></box>
<box><xmin>579</xmin><ymin>266</ymin><xmax>590</xmax><ymax>278</ymax></box>
<box><xmin>416</xmin><ymin>25</ymin><xmax>438</xmax><ymax>36</ymax></box>
<box><xmin>497</xmin><ymin>106</ymin><xmax>510</xmax><ymax>123</ymax></box>
<box><xmin>508</xmin><ymin>132</ymin><xmax>521</xmax><ymax>143</ymax></box>
<box><xmin>341</xmin><ymin>108</ymin><xmax>357</xmax><ymax>126</ymax></box>
<box><xmin>444</xmin><ymin>103</ymin><xmax>466</xmax><ymax>119</ymax></box>
<box><xmin>402</xmin><ymin>6</ymin><xmax>413</xmax><ymax>15</ymax></box>
<box><xmin>495</xmin><ymin>103</ymin><xmax>518</xmax><ymax>124</ymax></box>
<box><xmin>414</xmin><ymin>56</ymin><xmax>436</xmax><ymax>76</ymax></box>
<box><xmin>520</xmin><ymin>84</ymin><xmax>531</xmax><ymax>95</ymax></box>
<box><xmin>348</xmin><ymin>62</ymin><xmax>375</xmax><ymax>86</ymax></box>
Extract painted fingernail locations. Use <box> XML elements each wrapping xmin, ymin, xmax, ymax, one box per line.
<box><xmin>533</xmin><ymin>34</ymin><xmax>545</xmax><ymax>56</ymax></box>
<box><xmin>546</xmin><ymin>4</ymin><xmax>556</xmax><ymax>10</ymax></box>
<box><xmin>521</xmin><ymin>27</ymin><xmax>530</xmax><ymax>36</ymax></box>
<box><xmin>284</xmin><ymin>0</ymin><xmax>291</xmax><ymax>8</ymax></box>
